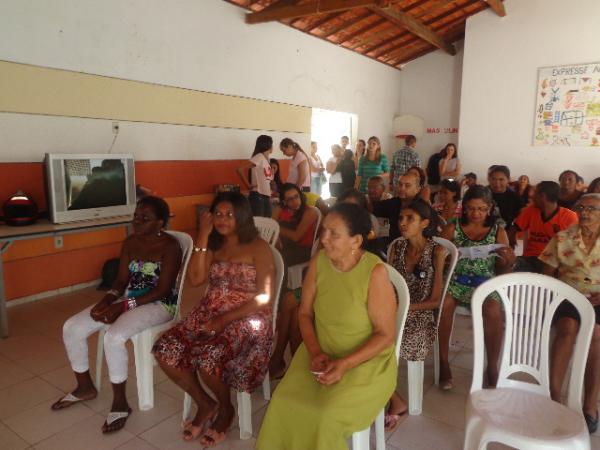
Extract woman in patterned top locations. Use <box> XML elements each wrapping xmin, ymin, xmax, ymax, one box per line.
<box><xmin>153</xmin><ymin>192</ymin><xmax>275</xmax><ymax>447</ymax></box>
<box><xmin>385</xmin><ymin>199</ymin><xmax>446</xmax><ymax>430</ymax></box>
<box><xmin>438</xmin><ymin>186</ymin><xmax>515</xmax><ymax>390</ymax></box>
<box><xmin>52</xmin><ymin>196</ymin><xmax>182</xmax><ymax>434</ymax></box>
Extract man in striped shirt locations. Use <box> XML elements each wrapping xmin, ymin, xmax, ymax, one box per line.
<box><xmin>390</xmin><ymin>135</ymin><xmax>421</xmax><ymax>193</ymax></box>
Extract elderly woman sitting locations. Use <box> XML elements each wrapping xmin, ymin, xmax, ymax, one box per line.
<box><xmin>257</xmin><ymin>203</ymin><xmax>398</xmax><ymax>450</ymax></box>
<box><xmin>540</xmin><ymin>193</ymin><xmax>600</xmax><ymax>434</ymax></box>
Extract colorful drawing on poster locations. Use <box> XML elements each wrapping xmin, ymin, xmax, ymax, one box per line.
<box><xmin>534</xmin><ymin>62</ymin><xmax>600</xmax><ymax>147</ymax></box>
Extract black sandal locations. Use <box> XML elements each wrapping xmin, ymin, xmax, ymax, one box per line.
<box><xmin>584</xmin><ymin>410</ymin><xmax>598</xmax><ymax>434</ymax></box>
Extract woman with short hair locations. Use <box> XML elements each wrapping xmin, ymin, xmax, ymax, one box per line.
<box><xmin>257</xmin><ymin>202</ymin><xmax>398</xmax><ymax>450</ymax></box>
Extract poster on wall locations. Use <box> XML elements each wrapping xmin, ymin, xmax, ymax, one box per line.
<box><xmin>533</xmin><ymin>62</ymin><xmax>600</xmax><ymax>147</ymax></box>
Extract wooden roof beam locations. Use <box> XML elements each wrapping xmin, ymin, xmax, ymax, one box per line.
<box><xmin>246</xmin><ymin>0</ymin><xmax>394</xmax><ymax>24</ymax></box>
<box><xmin>484</xmin><ymin>0</ymin><xmax>506</xmax><ymax>17</ymax></box>
<box><xmin>370</xmin><ymin>5</ymin><xmax>456</xmax><ymax>55</ymax></box>
<box><xmin>321</xmin><ymin>11</ymin><xmax>372</xmax><ymax>38</ymax></box>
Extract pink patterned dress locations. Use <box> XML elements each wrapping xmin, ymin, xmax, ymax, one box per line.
<box><xmin>152</xmin><ymin>261</ymin><xmax>273</xmax><ymax>392</ymax></box>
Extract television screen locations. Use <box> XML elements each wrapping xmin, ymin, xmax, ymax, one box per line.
<box><xmin>64</xmin><ymin>158</ymin><xmax>127</xmax><ymax>210</ymax></box>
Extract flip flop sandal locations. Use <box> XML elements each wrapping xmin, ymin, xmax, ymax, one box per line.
<box><xmin>182</xmin><ymin>406</ymin><xmax>219</xmax><ymax>441</ymax></box>
<box><xmin>584</xmin><ymin>410</ymin><xmax>599</xmax><ymax>434</ymax></box>
<box><xmin>439</xmin><ymin>379</ymin><xmax>454</xmax><ymax>391</ymax></box>
<box><xmin>102</xmin><ymin>408</ymin><xmax>132</xmax><ymax>434</ymax></box>
<box><xmin>51</xmin><ymin>392</ymin><xmax>94</xmax><ymax>411</ymax></box>
<box><xmin>201</xmin><ymin>415</ymin><xmax>234</xmax><ymax>448</ymax></box>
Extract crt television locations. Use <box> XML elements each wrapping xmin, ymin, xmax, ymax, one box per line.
<box><xmin>45</xmin><ymin>153</ymin><xmax>136</xmax><ymax>223</ymax></box>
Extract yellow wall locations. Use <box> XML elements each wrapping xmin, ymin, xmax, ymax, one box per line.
<box><xmin>0</xmin><ymin>60</ymin><xmax>311</xmax><ymax>133</ymax></box>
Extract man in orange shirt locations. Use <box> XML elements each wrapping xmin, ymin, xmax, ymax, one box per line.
<box><xmin>508</xmin><ymin>181</ymin><xmax>578</xmax><ymax>273</ymax></box>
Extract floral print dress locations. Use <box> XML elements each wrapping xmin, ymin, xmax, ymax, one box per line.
<box><xmin>388</xmin><ymin>238</ymin><xmax>437</xmax><ymax>361</ymax></box>
<box><xmin>126</xmin><ymin>260</ymin><xmax>177</xmax><ymax>315</ymax></box>
<box><xmin>152</xmin><ymin>261</ymin><xmax>273</xmax><ymax>392</ymax></box>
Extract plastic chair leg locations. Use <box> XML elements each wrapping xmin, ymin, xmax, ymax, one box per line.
<box><xmin>95</xmin><ymin>327</ymin><xmax>106</xmax><ymax>391</ymax></box>
<box><xmin>407</xmin><ymin>360</ymin><xmax>424</xmax><ymax>415</ymax></box>
<box><xmin>433</xmin><ymin>338</ymin><xmax>440</xmax><ymax>386</ymax></box>
<box><xmin>463</xmin><ymin>419</ymin><xmax>486</xmax><ymax>450</ymax></box>
<box><xmin>237</xmin><ymin>391</ymin><xmax>253</xmax><ymax>440</ymax></box>
<box><xmin>262</xmin><ymin>372</ymin><xmax>271</xmax><ymax>401</ymax></box>
<box><xmin>374</xmin><ymin>409</ymin><xmax>385</xmax><ymax>450</ymax></box>
<box><xmin>182</xmin><ymin>392</ymin><xmax>192</xmax><ymax>422</ymax></box>
<box><xmin>352</xmin><ymin>427</ymin><xmax>370</xmax><ymax>450</ymax></box>
<box><xmin>133</xmin><ymin>331</ymin><xmax>154</xmax><ymax>411</ymax></box>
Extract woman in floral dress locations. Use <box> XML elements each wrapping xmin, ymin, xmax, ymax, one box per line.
<box><xmin>385</xmin><ymin>199</ymin><xmax>446</xmax><ymax>430</ymax></box>
<box><xmin>438</xmin><ymin>186</ymin><xmax>516</xmax><ymax>390</ymax></box>
<box><xmin>153</xmin><ymin>192</ymin><xmax>275</xmax><ymax>447</ymax></box>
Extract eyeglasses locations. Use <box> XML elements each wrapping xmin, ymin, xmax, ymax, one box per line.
<box><xmin>575</xmin><ymin>205</ymin><xmax>600</xmax><ymax>213</ymax></box>
<box><xmin>214</xmin><ymin>211</ymin><xmax>235</xmax><ymax>219</ymax></box>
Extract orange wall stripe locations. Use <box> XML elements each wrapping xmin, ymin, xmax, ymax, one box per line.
<box><xmin>3</xmin><ymin>243</ymin><xmax>122</xmax><ymax>299</ymax></box>
<box><xmin>0</xmin><ymin>159</ymin><xmax>290</xmax><ymax>210</ymax></box>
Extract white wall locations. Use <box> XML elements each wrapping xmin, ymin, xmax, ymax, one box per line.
<box><xmin>0</xmin><ymin>0</ymin><xmax>403</xmax><ymax>162</ymax></box>
<box><xmin>399</xmin><ymin>43</ymin><xmax>463</xmax><ymax>167</ymax></box>
<box><xmin>459</xmin><ymin>0</ymin><xmax>600</xmax><ymax>184</ymax></box>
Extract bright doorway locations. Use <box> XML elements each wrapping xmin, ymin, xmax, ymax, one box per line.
<box><xmin>311</xmin><ymin>108</ymin><xmax>357</xmax><ymax>199</ymax></box>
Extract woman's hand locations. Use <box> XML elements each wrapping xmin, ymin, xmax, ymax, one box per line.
<box><xmin>90</xmin><ymin>297</ymin><xmax>112</xmax><ymax>321</ymax></box>
<box><xmin>495</xmin><ymin>246</ymin><xmax>516</xmax><ymax>269</ymax></box>
<box><xmin>316</xmin><ymin>358</ymin><xmax>349</xmax><ymax>386</ymax></box>
<box><xmin>198</xmin><ymin>316</ymin><xmax>225</xmax><ymax>337</ymax></box>
<box><xmin>198</xmin><ymin>210</ymin><xmax>214</xmax><ymax>240</ymax></box>
<box><xmin>310</xmin><ymin>352</ymin><xmax>331</xmax><ymax>373</ymax></box>
<box><xmin>92</xmin><ymin>302</ymin><xmax>124</xmax><ymax>324</ymax></box>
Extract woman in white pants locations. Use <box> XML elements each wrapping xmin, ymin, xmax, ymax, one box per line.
<box><xmin>51</xmin><ymin>196</ymin><xmax>182</xmax><ymax>433</ymax></box>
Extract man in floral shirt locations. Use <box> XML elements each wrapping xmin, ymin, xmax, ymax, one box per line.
<box><xmin>539</xmin><ymin>193</ymin><xmax>600</xmax><ymax>433</ymax></box>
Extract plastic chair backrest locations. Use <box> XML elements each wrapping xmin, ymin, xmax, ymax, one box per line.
<box><xmin>269</xmin><ymin>246</ymin><xmax>285</xmax><ymax>333</ymax></box>
<box><xmin>164</xmin><ymin>230</ymin><xmax>194</xmax><ymax>319</ymax></box>
<box><xmin>310</xmin><ymin>207</ymin><xmax>322</xmax><ymax>256</ymax></box>
<box><xmin>383</xmin><ymin>263</ymin><xmax>411</xmax><ymax>362</ymax></box>
<box><xmin>386</xmin><ymin>236</ymin><xmax>458</xmax><ymax>328</ymax></box>
<box><xmin>470</xmin><ymin>273</ymin><xmax>594</xmax><ymax>411</ymax></box>
<box><xmin>253</xmin><ymin>217</ymin><xmax>280</xmax><ymax>246</ymax></box>
<box><xmin>432</xmin><ymin>237</ymin><xmax>459</xmax><ymax>327</ymax></box>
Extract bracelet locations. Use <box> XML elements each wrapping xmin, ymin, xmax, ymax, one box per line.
<box><xmin>193</xmin><ymin>245</ymin><xmax>208</xmax><ymax>253</ymax></box>
<box><xmin>107</xmin><ymin>289</ymin><xmax>120</xmax><ymax>297</ymax></box>
<box><xmin>122</xmin><ymin>297</ymin><xmax>138</xmax><ymax>312</ymax></box>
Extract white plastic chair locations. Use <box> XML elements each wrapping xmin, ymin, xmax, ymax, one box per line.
<box><xmin>287</xmin><ymin>207</ymin><xmax>322</xmax><ymax>289</ymax></box>
<box><xmin>253</xmin><ymin>216</ymin><xmax>280</xmax><ymax>246</ymax></box>
<box><xmin>95</xmin><ymin>230</ymin><xmax>194</xmax><ymax>411</ymax></box>
<box><xmin>182</xmin><ymin>245</ymin><xmax>285</xmax><ymax>440</ymax></box>
<box><xmin>352</xmin><ymin>263</ymin><xmax>410</xmax><ymax>450</ymax></box>
<box><xmin>464</xmin><ymin>273</ymin><xmax>594</xmax><ymax>450</ymax></box>
<box><xmin>386</xmin><ymin>236</ymin><xmax>458</xmax><ymax>415</ymax></box>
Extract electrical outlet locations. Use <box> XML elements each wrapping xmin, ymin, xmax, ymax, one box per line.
<box><xmin>112</xmin><ymin>122</ymin><xmax>120</xmax><ymax>134</ymax></box>
<box><xmin>54</xmin><ymin>236</ymin><xmax>64</xmax><ymax>249</ymax></box>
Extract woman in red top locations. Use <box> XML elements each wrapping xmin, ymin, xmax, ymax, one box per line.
<box><xmin>272</xmin><ymin>183</ymin><xmax>319</xmax><ymax>268</ymax></box>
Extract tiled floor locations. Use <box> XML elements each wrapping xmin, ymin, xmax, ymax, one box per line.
<box><xmin>1</xmin><ymin>286</ymin><xmax>599</xmax><ymax>450</ymax></box>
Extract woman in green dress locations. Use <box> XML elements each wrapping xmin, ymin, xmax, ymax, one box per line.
<box><xmin>256</xmin><ymin>202</ymin><xmax>398</xmax><ymax>450</ymax></box>
<box><xmin>437</xmin><ymin>185</ymin><xmax>516</xmax><ymax>390</ymax></box>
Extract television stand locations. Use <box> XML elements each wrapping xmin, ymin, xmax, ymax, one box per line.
<box><xmin>0</xmin><ymin>215</ymin><xmax>132</xmax><ymax>338</ymax></box>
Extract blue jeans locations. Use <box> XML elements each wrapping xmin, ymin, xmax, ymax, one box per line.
<box><xmin>249</xmin><ymin>191</ymin><xmax>272</xmax><ymax>217</ymax></box>
<box><xmin>311</xmin><ymin>176</ymin><xmax>322</xmax><ymax>195</ymax></box>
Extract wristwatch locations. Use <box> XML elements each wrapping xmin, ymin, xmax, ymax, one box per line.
<box><xmin>193</xmin><ymin>246</ymin><xmax>208</xmax><ymax>253</ymax></box>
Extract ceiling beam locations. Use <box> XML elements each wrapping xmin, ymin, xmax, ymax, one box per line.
<box><xmin>484</xmin><ymin>0</ymin><xmax>506</xmax><ymax>17</ymax></box>
<box><xmin>320</xmin><ymin>10</ymin><xmax>372</xmax><ymax>39</ymax></box>
<box><xmin>246</xmin><ymin>0</ymin><xmax>387</xmax><ymax>24</ymax></box>
<box><xmin>369</xmin><ymin>5</ymin><xmax>456</xmax><ymax>55</ymax></box>
<box><xmin>338</xmin><ymin>18</ymin><xmax>387</xmax><ymax>45</ymax></box>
